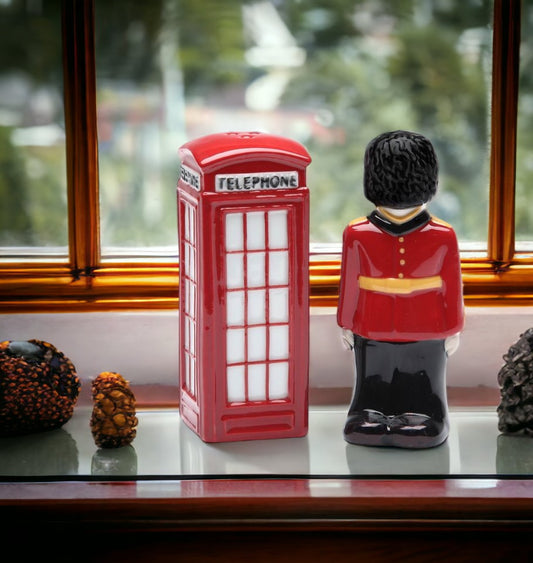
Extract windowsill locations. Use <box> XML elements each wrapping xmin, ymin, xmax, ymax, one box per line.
<box><xmin>2</xmin><ymin>405</ymin><xmax>533</xmax><ymax>558</ymax></box>
<box><xmin>0</xmin><ymin>405</ymin><xmax>523</xmax><ymax>479</ymax></box>
<box><xmin>2</xmin><ymin>305</ymin><xmax>533</xmax><ymax>548</ymax></box>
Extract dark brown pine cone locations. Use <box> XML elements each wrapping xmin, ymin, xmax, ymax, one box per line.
<box><xmin>0</xmin><ymin>340</ymin><xmax>80</xmax><ymax>437</ymax></box>
<box><xmin>497</xmin><ymin>328</ymin><xmax>533</xmax><ymax>435</ymax></box>
<box><xmin>90</xmin><ymin>371</ymin><xmax>138</xmax><ymax>448</ymax></box>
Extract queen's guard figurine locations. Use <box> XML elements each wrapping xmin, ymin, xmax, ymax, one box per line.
<box><xmin>337</xmin><ymin>130</ymin><xmax>464</xmax><ymax>448</ymax></box>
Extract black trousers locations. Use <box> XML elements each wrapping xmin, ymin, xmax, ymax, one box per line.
<box><xmin>349</xmin><ymin>336</ymin><xmax>448</xmax><ymax>422</ymax></box>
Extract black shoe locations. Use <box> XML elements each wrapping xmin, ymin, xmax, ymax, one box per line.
<box><xmin>344</xmin><ymin>409</ymin><xmax>389</xmax><ymax>446</ymax></box>
<box><xmin>344</xmin><ymin>410</ymin><xmax>448</xmax><ymax>449</ymax></box>
<box><xmin>389</xmin><ymin>412</ymin><xmax>448</xmax><ymax>449</ymax></box>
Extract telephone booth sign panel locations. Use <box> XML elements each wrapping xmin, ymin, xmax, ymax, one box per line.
<box><xmin>177</xmin><ymin>132</ymin><xmax>311</xmax><ymax>442</ymax></box>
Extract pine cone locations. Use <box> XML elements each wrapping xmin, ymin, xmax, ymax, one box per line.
<box><xmin>497</xmin><ymin>328</ymin><xmax>533</xmax><ymax>435</ymax></box>
<box><xmin>0</xmin><ymin>340</ymin><xmax>80</xmax><ymax>437</ymax></box>
<box><xmin>90</xmin><ymin>372</ymin><xmax>138</xmax><ymax>448</ymax></box>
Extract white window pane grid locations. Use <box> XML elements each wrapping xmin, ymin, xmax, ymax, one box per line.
<box><xmin>226</xmin><ymin>253</ymin><xmax>244</xmax><ymax>289</ymax></box>
<box><xmin>269</xmin><ymin>287</ymin><xmax>288</xmax><ymax>323</ymax></box>
<box><xmin>247</xmin><ymin>251</ymin><xmax>266</xmax><ymax>288</ymax></box>
<box><xmin>248</xmin><ymin>326</ymin><xmax>267</xmax><ymax>362</ymax></box>
<box><xmin>227</xmin><ymin>290</ymin><xmax>245</xmax><ymax>326</ymax></box>
<box><xmin>225</xmin><ymin>212</ymin><xmax>244</xmax><ymax>251</ymax></box>
<box><xmin>247</xmin><ymin>289</ymin><xmax>266</xmax><ymax>325</ymax></box>
<box><xmin>269</xmin><ymin>325</ymin><xmax>289</xmax><ymax>360</ymax></box>
<box><xmin>268</xmin><ymin>250</ymin><xmax>289</xmax><ymax>286</ymax></box>
<box><xmin>224</xmin><ymin>208</ymin><xmax>291</xmax><ymax>404</ymax></box>
<box><xmin>268</xmin><ymin>209</ymin><xmax>288</xmax><ymax>249</ymax></box>
<box><xmin>248</xmin><ymin>363</ymin><xmax>267</xmax><ymax>402</ymax></box>
<box><xmin>182</xmin><ymin>201</ymin><xmax>198</xmax><ymax>398</ymax></box>
<box><xmin>246</xmin><ymin>211</ymin><xmax>266</xmax><ymax>250</ymax></box>
<box><xmin>227</xmin><ymin>328</ymin><xmax>246</xmax><ymax>364</ymax></box>
<box><xmin>227</xmin><ymin>365</ymin><xmax>246</xmax><ymax>403</ymax></box>
<box><xmin>269</xmin><ymin>362</ymin><xmax>289</xmax><ymax>400</ymax></box>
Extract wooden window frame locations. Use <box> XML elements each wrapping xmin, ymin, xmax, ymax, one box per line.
<box><xmin>0</xmin><ymin>0</ymin><xmax>529</xmax><ymax>312</ymax></box>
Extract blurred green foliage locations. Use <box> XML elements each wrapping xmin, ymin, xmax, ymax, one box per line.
<box><xmin>2</xmin><ymin>0</ymin><xmax>530</xmax><ymax>251</ymax></box>
<box><xmin>279</xmin><ymin>0</ymin><xmax>492</xmax><ymax>241</ymax></box>
<box><xmin>0</xmin><ymin>126</ymin><xmax>32</xmax><ymax>245</ymax></box>
<box><xmin>0</xmin><ymin>0</ymin><xmax>67</xmax><ymax>248</ymax></box>
<box><xmin>516</xmin><ymin>4</ymin><xmax>533</xmax><ymax>242</ymax></box>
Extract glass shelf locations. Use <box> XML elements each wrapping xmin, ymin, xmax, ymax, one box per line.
<box><xmin>1</xmin><ymin>406</ymin><xmax>530</xmax><ymax>479</ymax></box>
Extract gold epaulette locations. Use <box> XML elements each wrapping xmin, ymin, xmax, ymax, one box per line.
<box><xmin>430</xmin><ymin>216</ymin><xmax>453</xmax><ymax>229</ymax></box>
<box><xmin>348</xmin><ymin>216</ymin><xmax>368</xmax><ymax>227</ymax></box>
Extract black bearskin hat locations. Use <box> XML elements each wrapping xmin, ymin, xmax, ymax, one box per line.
<box><xmin>363</xmin><ymin>130</ymin><xmax>438</xmax><ymax>209</ymax></box>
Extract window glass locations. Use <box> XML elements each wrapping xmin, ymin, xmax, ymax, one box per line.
<box><xmin>0</xmin><ymin>0</ymin><xmax>67</xmax><ymax>253</ymax></box>
<box><xmin>283</xmin><ymin>0</ymin><xmax>492</xmax><ymax>245</ymax></box>
<box><xmin>95</xmin><ymin>0</ymin><xmax>182</xmax><ymax>256</ymax></box>
<box><xmin>95</xmin><ymin>0</ymin><xmax>491</xmax><ymax>255</ymax></box>
<box><xmin>516</xmin><ymin>0</ymin><xmax>533</xmax><ymax>246</ymax></box>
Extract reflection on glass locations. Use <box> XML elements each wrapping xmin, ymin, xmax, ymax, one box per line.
<box><xmin>516</xmin><ymin>0</ymin><xmax>533</xmax><ymax>247</ymax></box>
<box><xmin>345</xmin><ymin>440</ymin><xmax>450</xmax><ymax>475</ymax></box>
<box><xmin>0</xmin><ymin>428</ymin><xmax>78</xmax><ymax>477</ymax></box>
<box><xmin>496</xmin><ymin>434</ymin><xmax>533</xmax><ymax>474</ymax></box>
<box><xmin>1</xmin><ymin>408</ymin><xmax>528</xmax><ymax>478</ymax></box>
<box><xmin>0</xmin><ymin>0</ymin><xmax>67</xmax><ymax>252</ymax></box>
<box><xmin>179</xmin><ymin>423</ymin><xmax>310</xmax><ymax>475</ymax></box>
<box><xmin>95</xmin><ymin>0</ymin><xmax>491</xmax><ymax>252</ymax></box>
<box><xmin>91</xmin><ymin>445</ymin><xmax>138</xmax><ymax>476</ymax></box>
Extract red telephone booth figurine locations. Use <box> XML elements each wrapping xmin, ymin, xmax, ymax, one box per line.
<box><xmin>177</xmin><ymin>131</ymin><xmax>311</xmax><ymax>442</ymax></box>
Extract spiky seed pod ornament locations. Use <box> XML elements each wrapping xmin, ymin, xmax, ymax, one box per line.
<box><xmin>497</xmin><ymin>328</ymin><xmax>533</xmax><ymax>435</ymax></box>
<box><xmin>90</xmin><ymin>371</ymin><xmax>138</xmax><ymax>448</ymax></box>
<box><xmin>0</xmin><ymin>340</ymin><xmax>80</xmax><ymax>437</ymax></box>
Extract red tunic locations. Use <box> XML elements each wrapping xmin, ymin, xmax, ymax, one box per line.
<box><xmin>337</xmin><ymin>212</ymin><xmax>464</xmax><ymax>342</ymax></box>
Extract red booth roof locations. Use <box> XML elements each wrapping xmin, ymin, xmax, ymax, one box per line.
<box><xmin>179</xmin><ymin>131</ymin><xmax>312</xmax><ymax>172</ymax></box>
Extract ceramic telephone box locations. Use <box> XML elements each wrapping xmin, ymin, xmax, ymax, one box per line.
<box><xmin>177</xmin><ymin>131</ymin><xmax>311</xmax><ymax>442</ymax></box>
